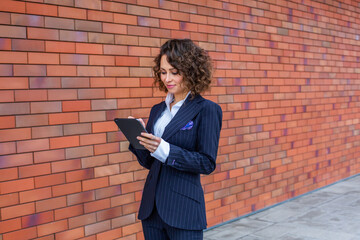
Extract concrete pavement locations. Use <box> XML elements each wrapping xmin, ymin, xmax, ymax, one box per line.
<box><xmin>204</xmin><ymin>174</ymin><xmax>360</xmax><ymax>240</ymax></box>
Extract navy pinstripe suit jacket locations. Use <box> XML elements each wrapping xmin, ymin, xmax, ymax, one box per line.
<box><xmin>129</xmin><ymin>94</ymin><xmax>222</xmax><ymax>230</ymax></box>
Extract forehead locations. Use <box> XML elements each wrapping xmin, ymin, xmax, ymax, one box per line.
<box><xmin>160</xmin><ymin>55</ymin><xmax>175</xmax><ymax>69</ymax></box>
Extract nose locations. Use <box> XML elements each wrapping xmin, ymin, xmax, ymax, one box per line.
<box><xmin>165</xmin><ymin>73</ymin><xmax>171</xmax><ymax>83</ymax></box>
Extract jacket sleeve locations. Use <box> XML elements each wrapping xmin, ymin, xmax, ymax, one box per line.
<box><xmin>165</xmin><ymin>102</ymin><xmax>222</xmax><ymax>175</ymax></box>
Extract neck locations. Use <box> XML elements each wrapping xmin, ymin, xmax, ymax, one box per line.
<box><xmin>173</xmin><ymin>92</ymin><xmax>188</xmax><ymax>104</ymax></box>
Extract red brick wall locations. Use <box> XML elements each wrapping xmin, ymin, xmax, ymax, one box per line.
<box><xmin>1</xmin><ymin>0</ymin><xmax>360</xmax><ymax>239</ymax></box>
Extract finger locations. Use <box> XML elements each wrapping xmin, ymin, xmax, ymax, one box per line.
<box><xmin>141</xmin><ymin>132</ymin><xmax>155</xmax><ymax>140</ymax></box>
<box><xmin>138</xmin><ymin>118</ymin><xmax>146</xmax><ymax>128</ymax></box>
<box><xmin>128</xmin><ymin>116</ymin><xmax>135</xmax><ymax>119</ymax></box>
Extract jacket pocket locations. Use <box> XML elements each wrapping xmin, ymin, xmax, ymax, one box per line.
<box><xmin>170</xmin><ymin>182</ymin><xmax>202</xmax><ymax>203</ymax></box>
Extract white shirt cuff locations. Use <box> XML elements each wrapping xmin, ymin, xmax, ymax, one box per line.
<box><xmin>150</xmin><ymin>139</ymin><xmax>170</xmax><ymax>163</ymax></box>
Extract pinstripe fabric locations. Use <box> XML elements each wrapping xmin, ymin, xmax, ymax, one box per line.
<box><xmin>142</xmin><ymin>206</ymin><xmax>203</xmax><ymax>240</ymax></box>
<box><xmin>129</xmin><ymin>94</ymin><xmax>222</xmax><ymax>231</ymax></box>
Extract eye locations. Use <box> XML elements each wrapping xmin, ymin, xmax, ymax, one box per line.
<box><xmin>160</xmin><ymin>71</ymin><xmax>166</xmax><ymax>75</ymax></box>
<box><xmin>171</xmin><ymin>71</ymin><xmax>179</xmax><ymax>75</ymax></box>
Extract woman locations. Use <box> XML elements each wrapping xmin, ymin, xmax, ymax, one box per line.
<box><xmin>129</xmin><ymin>39</ymin><xmax>222</xmax><ymax>240</ymax></box>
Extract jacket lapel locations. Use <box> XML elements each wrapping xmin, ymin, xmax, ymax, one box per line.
<box><xmin>147</xmin><ymin>102</ymin><xmax>166</xmax><ymax>134</ymax></box>
<box><xmin>161</xmin><ymin>95</ymin><xmax>204</xmax><ymax>141</ymax></box>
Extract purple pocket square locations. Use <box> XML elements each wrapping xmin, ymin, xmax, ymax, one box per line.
<box><xmin>180</xmin><ymin>121</ymin><xmax>193</xmax><ymax>130</ymax></box>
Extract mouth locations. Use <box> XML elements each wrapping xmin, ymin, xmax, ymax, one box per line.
<box><xmin>166</xmin><ymin>85</ymin><xmax>175</xmax><ymax>89</ymax></box>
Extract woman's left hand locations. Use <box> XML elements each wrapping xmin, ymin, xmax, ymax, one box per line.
<box><xmin>137</xmin><ymin>132</ymin><xmax>161</xmax><ymax>153</ymax></box>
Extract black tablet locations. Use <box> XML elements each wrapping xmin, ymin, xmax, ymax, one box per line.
<box><xmin>114</xmin><ymin>118</ymin><xmax>148</xmax><ymax>150</ymax></box>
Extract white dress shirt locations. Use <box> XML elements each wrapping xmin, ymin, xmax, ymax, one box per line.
<box><xmin>150</xmin><ymin>92</ymin><xmax>191</xmax><ymax>163</ymax></box>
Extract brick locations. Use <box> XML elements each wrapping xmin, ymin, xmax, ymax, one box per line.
<box><xmin>0</xmin><ymin>38</ymin><xmax>12</xmax><ymax>50</ymax></box>
<box><xmin>49</xmin><ymin>112</ymin><xmax>78</xmax><ymax>125</ymax></box>
<box><xmin>37</xmin><ymin>220</ymin><xmax>68</xmax><ymax>237</ymax></box>
<box><xmin>75</xmin><ymin>19</ymin><xmax>102</xmax><ymax>32</ymax></box>
<box><xmin>89</xmin><ymin>55</ymin><xmax>115</xmax><ymax>66</ymax></box>
<box><xmin>30</xmin><ymin>77</ymin><xmax>61</xmax><ymax>89</ymax></box>
<box><xmin>105</xmin><ymin>67</ymin><xmax>129</xmax><ymax>77</ymax></box>
<box><xmin>75</xmin><ymin>0</ymin><xmax>102</xmax><ymax>10</ymax></box>
<box><xmin>85</xmin><ymin>220</ymin><xmax>111</xmax><ymax>236</ymax></box>
<box><xmin>0</xmin><ymin>51</ymin><xmax>27</xmax><ymax>64</ymax></box>
<box><xmin>0</xmin><ymin>0</ymin><xmax>26</xmax><ymax>13</ymax></box>
<box><xmin>0</xmin><ymin>153</ymin><xmax>32</xmax><ymax>169</ymax></box>
<box><xmin>65</xmin><ymin>145</ymin><xmax>93</xmax><ymax>159</ymax></box>
<box><xmin>103</xmin><ymin>22</ymin><xmax>127</xmax><ymax>34</ymax></box>
<box><xmin>0</xmin><ymin>142</ymin><xmax>16</xmax><ymax>155</ymax></box>
<box><xmin>36</xmin><ymin>196</ymin><xmax>67</xmax><ymax>212</ymax></box>
<box><xmin>102</xmin><ymin>1</ymin><xmax>126</xmax><ymax>13</ymax></box>
<box><xmin>27</xmin><ymin>27</ymin><xmax>59</xmax><ymax>40</ymax></box>
<box><xmin>92</xmin><ymin>120</ymin><xmax>118</xmax><ymax>133</ymax></box>
<box><xmin>91</xmin><ymin>100</ymin><xmax>117</xmax><ymax>111</ymax></box>
<box><xmin>55</xmin><ymin>227</ymin><xmax>84</xmax><ymax>240</ymax></box>
<box><xmin>0</xmin><ymin>13</ymin><xmax>10</xmax><ymax>25</ymax></box>
<box><xmin>66</xmin><ymin>168</ymin><xmax>94</xmax><ymax>183</ymax></box>
<box><xmin>22</xmin><ymin>211</ymin><xmax>54</xmax><ymax>228</ymax></box>
<box><xmin>52</xmin><ymin>182</ymin><xmax>82</xmax><ymax>197</ymax></box>
<box><xmin>59</xmin><ymin>30</ymin><xmax>87</xmax><ymax>42</ymax></box>
<box><xmin>117</xmin><ymin>78</ymin><xmax>140</xmax><ymax>87</ymax></box>
<box><xmin>26</xmin><ymin>2</ymin><xmax>58</xmax><ymax>16</ymax></box>
<box><xmin>0</xmin><ymin>218</ymin><xmax>21</xmax><ymax>234</ymax></box>
<box><xmin>68</xmin><ymin>213</ymin><xmax>96</xmax><ymax>228</ymax></box>
<box><xmin>19</xmin><ymin>187</ymin><xmax>52</xmax><ymax>203</ymax></box>
<box><xmin>0</xmin><ymin>64</ymin><xmax>13</xmax><ymax>76</ymax></box>
<box><xmin>81</xmin><ymin>155</ymin><xmax>108</xmax><ymax>168</ymax></box>
<box><xmin>64</xmin><ymin>123</ymin><xmax>92</xmax><ymax>136</ymax></box>
<box><xmin>79</xmin><ymin>111</ymin><xmax>106</xmax><ymax>123</ymax></box>
<box><xmin>0</xmin><ymin>25</ymin><xmax>26</xmax><ymax>38</ymax></box>
<box><xmin>0</xmin><ymin>77</ymin><xmax>28</xmax><ymax>89</ymax></box>
<box><xmin>95</xmin><ymin>164</ymin><xmax>120</xmax><ymax>178</ymax></box>
<box><xmin>96</xmin><ymin>227</ymin><xmax>122</xmax><ymax>240</ymax></box>
<box><xmin>0</xmin><ymin>192</ymin><xmax>19</xmax><ymax>208</ymax></box>
<box><xmin>76</xmin><ymin>66</ymin><xmax>105</xmax><ymax>77</ymax></box>
<box><xmin>1</xmin><ymin>203</ymin><xmax>35</xmax><ymax>220</ymax></box>
<box><xmin>47</xmin><ymin>65</ymin><xmax>77</xmax><ymax>77</ymax></box>
<box><xmin>78</xmin><ymin>89</ymin><xmax>105</xmax><ymax>100</ymax></box>
<box><xmin>58</xmin><ymin>6</ymin><xmax>87</xmax><ymax>19</ymax></box>
<box><xmin>0</xmin><ymin>90</ymin><xmax>13</xmax><ymax>103</ymax></box>
<box><xmin>61</xmin><ymin>78</ymin><xmax>90</xmax><ymax>89</ymax></box>
<box><xmin>14</xmin><ymin>65</ymin><xmax>46</xmax><ymax>77</ymax></box>
<box><xmin>2</xmin><ymin>227</ymin><xmax>37</xmax><ymax>240</ymax></box>
<box><xmin>62</xmin><ymin>100</ymin><xmax>90</xmax><ymax>112</ymax></box>
<box><xmin>46</xmin><ymin>41</ymin><xmax>75</xmax><ymax>53</ymax></box>
<box><xmin>0</xmin><ymin>167</ymin><xmax>18</xmax><ymax>181</ymax></box>
<box><xmin>35</xmin><ymin>172</ymin><xmax>65</xmax><ymax>188</ymax></box>
<box><xmin>0</xmin><ymin>128</ymin><xmax>31</xmax><ymax>142</ymax></box>
<box><xmin>103</xmin><ymin>45</ymin><xmax>128</xmax><ymax>55</ymax></box>
<box><xmin>54</xmin><ymin>204</ymin><xmax>84</xmax><ymax>220</ymax></box>
<box><xmin>105</xmin><ymin>88</ymin><xmax>130</xmax><ymax>99</ymax></box>
<box><xmin>94</xmin><ymin>142</ymin><xmax>120</xmax><ymax>155</ymax></box>
<box><xmin>50</xmin><ymin>136</ymin><xmax>80</xmax><ymax>149</ymax></box>
<box><xmin>0</xmin><ymin>178</ymin><xmax>34</xmax><ymax>194</ymax></box>
<box><xmin>17</xmin><ymin>138</ymin><xmax>49</xmax><ymax>153</ymax></box>
<box><xmin>109</xmin><ymin>172</ymin><xmax>133</xmax><ymax>185</ymax></box>
<box><xmin>32</xmin><ymin>125</ymin><xmax>63</xmax><ymax>139</ymax></box>
<box><xmin>16</xmin><ymin>89</ymin><xmax>48</xmax><ymax>103</ymax></box>
<box><xmin>51</xmin><ymin>159</ymin><xmax>81</xmax><ymax>174</ymax></box>
<box><xmin>45</xmin><ymin>16</ymin><xmax>74</xmax><ymax>30</ymax></box>
<box><xmin>31</xmin><ymin>101</ymin><xmax>62</xmax><ymax>114</ymax></box>
<box><xmin>80</xmin><ymin>133</ymin><xmax>106</xmax><ymax>146</ymax></box>
<box><xmin>76</xmin><ymin>43</ymin><xmax>103</xmax><ymax>54</ymax></box>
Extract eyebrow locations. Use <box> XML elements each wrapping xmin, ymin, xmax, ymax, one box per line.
<box><xmin>160</xmin><ymin>68</ymin><xmax>177</xmax><ymax>71</ymax></box>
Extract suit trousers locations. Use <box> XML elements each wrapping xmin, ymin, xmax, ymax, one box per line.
<box><xmin>141</xmin><ymin>205</ymin><xmax>203</xmax><ymax>240</ymax></box>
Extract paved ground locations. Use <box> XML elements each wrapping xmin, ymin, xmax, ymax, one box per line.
<box><xmin>204</xmin><ymin>174</ymin><xmax>360</xmax><ymax>240</ymax></box>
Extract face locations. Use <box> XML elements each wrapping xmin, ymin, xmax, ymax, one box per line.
<box><xmin>160</xmin><ymin>55</ymin><xmax>187</xmax><ymax>101</ymax></box>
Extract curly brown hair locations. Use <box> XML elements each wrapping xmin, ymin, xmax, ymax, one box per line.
<box><xmin>153</xmin><ymin>39</ymin><xmax>213</xmax><ymax>97</ymax></box>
